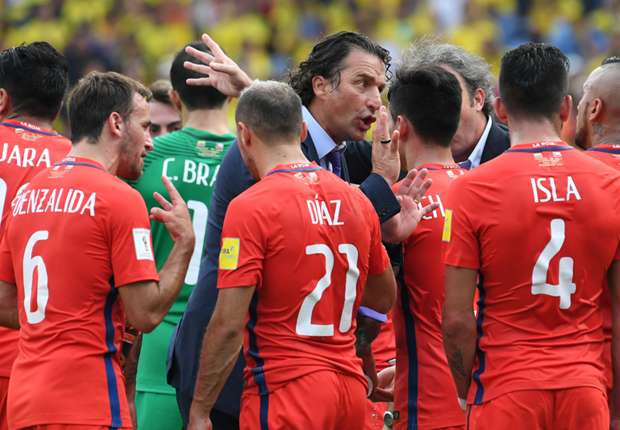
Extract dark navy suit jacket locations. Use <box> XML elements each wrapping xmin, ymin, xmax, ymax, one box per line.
<box><xmin>167</xmin><ymin>135</ymin><xmax>399</xmax><ymax>422</ymax></box>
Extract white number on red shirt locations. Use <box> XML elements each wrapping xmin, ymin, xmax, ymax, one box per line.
<box><xmin>0</xmin><ymin>178</ymin><xmax>7</xmax><ymax>223</ymax></box>
<box><xmin>531</xmin><ymin>218</ymin><xmax>576</xmax><ymax>309</ymax></box>
<box><xmin>23</xmin><ymin>230</ymin><xmax>49</xmax><ymax>324</ymax></box>
<box><xmin>296</xmin><ymin>243</ymin><xmax>360</xmax><ymax>336</ymax></box>
<box><xmin>185</xmin><ymin>200</ymin><xmax>208</xmax><ymax>285</ymax></box>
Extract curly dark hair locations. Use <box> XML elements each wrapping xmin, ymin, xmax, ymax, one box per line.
<box><xmin>288</xmin><ymin>31</ymin><xmax>391</xmax><ymax>107</ymax></box>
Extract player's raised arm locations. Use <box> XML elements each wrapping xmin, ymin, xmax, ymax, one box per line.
<box><xmin>119</xmin><ymin>176</ymin><xmax>195</xmax><ymax>332</ymax></box>
<box><xmin>184</xmin><ymin>33</ymin><xmax>252</xmax><ymax>97</ymax></box>
<box><xmin>442</xmin><ymin>266</ymin><xmax>477</xmax><ymax>403</ymax></box>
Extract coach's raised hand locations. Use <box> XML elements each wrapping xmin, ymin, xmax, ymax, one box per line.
<box><xmin>183</xmin><ymin>33</ymin><xmax>252</xmax><ymax>97</ymax></box>
<box><xmin>381</xmin><ymin>168</ymin><xmax>438</xmax><ymax>243</ymax></box>
<box><xmin>371</xmin><ymin>105</ymin><xmax>400</xmax><ymax>186</ymax></box>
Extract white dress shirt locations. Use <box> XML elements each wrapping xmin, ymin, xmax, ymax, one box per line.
<box><xmin>302</xmin><ymin>105</ymin><xmax>346</xmax><ymax>172</ymax></box>
<box><xmin>466</xmin><ymin>115</ymin><xmax>493</xmax><ymax>169</ymax></box>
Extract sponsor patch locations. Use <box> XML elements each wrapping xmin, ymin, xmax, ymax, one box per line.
<box><xmin>132</xmin><ymin>228</ymin><xmax>154</xmax><ymax>261</ymax></box>
<box><xmin>219</xmin><ymin>237</ymin><xmax>240</xmax><ymax>270</ymax></box>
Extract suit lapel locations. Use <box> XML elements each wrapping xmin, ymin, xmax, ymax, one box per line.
<box><xmin>301</xmin><ymin>134</ymin><xmax>320</xmax><ymax>163</ymax></box>
<box><xmin>340</xmin><ymin>148</ymin><xmax>350</xmax><ymax>182</ymax></box>
<box><xmin>480</xmin><ymin>121</ymin><xmax>511</xmax><ymax>163</ymax></box>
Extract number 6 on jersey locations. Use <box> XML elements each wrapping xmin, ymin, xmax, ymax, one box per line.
<box><xmin>23</xmin><ymin>230</ymin><xmax>49</xmax><ymax>324</ymax></box>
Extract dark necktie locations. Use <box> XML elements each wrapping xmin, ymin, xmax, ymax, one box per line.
<box><xmin>459</xmin><ymin>159</ymin><xmax>473</xmax><ymax>170</ymax></box>
<box><xmin>325</xmin><ymin>148</ymin><xmax>343</xmax><ymax>178</ymax></box>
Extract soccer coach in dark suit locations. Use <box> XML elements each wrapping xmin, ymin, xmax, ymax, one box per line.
<box><xmin>167</xmin><ymin>32</ymin><xmax>430</xmax><ymax>429</ymax></box>
<box><xmin>392</xmin><ymin>38</ymin><xmax>510</xmax><ymax>172</ymax></box>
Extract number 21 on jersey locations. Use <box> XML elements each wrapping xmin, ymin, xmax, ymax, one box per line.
<box><xmin>296</xmin><ymin>243</ymin><xmax>359</xmax><ymax>337</ymax></box>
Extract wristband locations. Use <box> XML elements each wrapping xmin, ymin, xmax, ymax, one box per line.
<box><xmin>358</xmin><ymin>306</ymin><xmax>388</xmax><ymax>323</ymax></box>
<box><xmin>457</xmin><ymin>397</ymin><xmax>467</xmax><ymax>411</ymax></box>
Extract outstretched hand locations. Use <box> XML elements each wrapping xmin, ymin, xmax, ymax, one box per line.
<box><xmin>371</xmin><ymin>106</ymin><xmax>400</xmax><ymax>186</ymax></box>
<box><xmin>151</xmin><ymin>176</ymin><xmax>195</xmax><ymax>248</ymax></box>
<box><xmin>184</xmin><ymin>33</ymin><xmax>252</xmax><ymax>97</ymax></box>
<box><xmin>381</xmin><ymin>168</ymin><xmax>439</xmax><ymax>243</ymax></box>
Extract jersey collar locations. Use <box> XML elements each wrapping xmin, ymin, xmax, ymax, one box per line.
<box><xmin>1</xmin><ymin>119</ymin><xmax>60</xmax><ymax>137</ymax></box>
<box><xmin>507</xmin><ymin>141</ymin><xmax>573</xmax><ymax>153</ymax></box>
<box><xmin>417</xmin><ymin>162</ymin><xmax>461</xmax><ymax>171</ymax></box>
<box><xmin>56</xmin><ymin>156</ymin><xmax>106</xmax><ymax>171</ymax></box>
<box><xmin>588</xmin><ymin>144</ymin><xmax>620</xmax><ymax>154</ymax></box>
<box><xmin>267</xmin><ymin>161</ymin><xmax>321</xmax><ymax>176</ymax></box>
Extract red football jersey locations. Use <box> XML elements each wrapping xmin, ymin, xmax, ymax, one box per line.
<box><xmin>393</xmin><ymin>164</ymin><xmax>466</xmax><ymax>429</ymax></box>
<box><xmin>587</xmin><ymin>144</ymin><xmax>620</xmax><ymax>169</ymax></box>
<box><xmin>0</xmin><ymin>120</ymin><xmax>71</xmax><ymax>377</ymax></box>
<box><xmin>444</xmin><ymin>141</ymin><xmax>620</xmax><ymax>405</ymax></box>
<box><xmin>586</xmin><ymin>143</ymin><xmax>620</xmax><ymax>389</ymax></box>
<box><xmin>217</xmin><ymin>163</ymin><xmax>390</xmax><ymax>394</ymax></box>
<box><xmin>0</xmin><ymin>157</ymin><xmax>159</xmax><ymax>428</ymax></box>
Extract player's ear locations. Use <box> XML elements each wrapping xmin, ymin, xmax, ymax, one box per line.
<box><xmin>237</xmin><ymin>121</ymin><xmax>251</xmax><ymax>148</ymax></box>
<box><xmin>395</xmin><ymin>115</ymin><xmax>410</xmax><ymax>141</ymax></box>
<box><xmin>107</xmin><ymin>112</ymin><xmax>125</xmax><ymax>138</ymax></box>
<box><xmin>589</xmin><ymin>98</ymin><xmax>603</xmax><ymax>122</ymax></box>
<box><xmin>494</xmin><ymin>97</ymin><xmax>509</xmax><ymax>124</ymax></box>
<box><xmin>0</xmin><ymin>89</ymin><xmax>10</xmax><ymax>119</ymax></box>
<box><xmin>299</xmin><ymin>121</ymin><xmax>308</xmax><ymax>143</ymax></box>
<box><xmin>559</xmin><ymin>94</ymin><xmax>572</xmax><ymax>123</ymax></box>
<box><xmin>169</xmin><ymin>90</ymin><xmax>182</xmax><ymax>112</ymax></box>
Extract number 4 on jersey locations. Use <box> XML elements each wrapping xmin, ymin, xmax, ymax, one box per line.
<box><xmin>531</xmin><ymin>218</ymin><xmax>576</xmax><ymax>309</ymax></box>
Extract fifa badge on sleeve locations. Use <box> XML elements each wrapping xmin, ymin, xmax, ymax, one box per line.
<box><xmin>219</xmin><ymin>237</ymin><xmax>240</xmax><ymax>270</ymax></box>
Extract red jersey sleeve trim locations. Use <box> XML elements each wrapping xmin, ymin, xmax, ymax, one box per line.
<box><xmin>114</xmin><ymin>274</ymin><xmax>160</xmax><ymax>288</ymax></box>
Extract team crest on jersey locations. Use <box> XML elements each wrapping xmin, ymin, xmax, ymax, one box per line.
<box><xmin>195</xmin><ymin>140</ymin><xmax>224</xmax><ymax>157</ymax></box>
<box><xmin>15</xmin><ymin>128</ymin><xmax>44</xmax><ymax>142</ymax></box>
<box><xmin>220</xmin><ymin>237</ymin><xmax>240</xmax><ymax>270</ymax></box>
<box><xmin>534</xmin><ymin>151</ymin><xmax>564</xmax><ymax>167</ymax></box>
<box><xmin>445</xmin><ymin>169</ymin><xmax>465</xmax><ymax>179</ymax></box>
<box><xmin>48</xmin><ymin>163</ymin><xmax>73</xmax><ymax>179</ymax></box>
<box><xmin>294</xmin><ymin>171</ymin><xmax>319</xmax><ymax>184</ymax></box>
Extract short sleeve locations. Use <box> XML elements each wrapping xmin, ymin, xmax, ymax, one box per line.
<box><xmin>367</xmin><ymin>204</ymin><xmax>390</xmax><ymax>276</ymax></box>
<box><xmin>442</xmin><ymin>177</ymin><xmax>481</xmax><ymax>270</ymax></box>
<box><xmin>217</xmin><ymin>195</ymin><xmax>266</xmax><ymax>289</ymax></box>
<box><xmin>0</xmin><ymin>228</ymin><xmax>15</xmax><ymax>284</ymax></box>
<box><xmin>108</xmin><ymin>188</ymin><xmax>159</xmax><ymax>287</ymax></box>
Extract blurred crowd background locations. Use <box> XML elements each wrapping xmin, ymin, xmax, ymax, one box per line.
<box><xmin>1</xmin><ymin>0</ymin><xmax>619</xmax><ymax>105</ymax></box>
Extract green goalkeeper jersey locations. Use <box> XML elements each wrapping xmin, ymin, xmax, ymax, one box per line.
<box><xmin>130</xmin><ymin>127</ymin><xmax>235</xmax><ymax>394</ymax></box>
